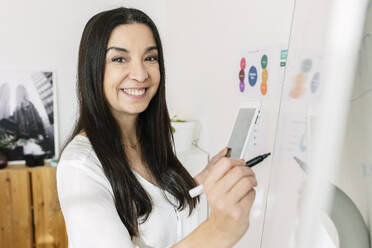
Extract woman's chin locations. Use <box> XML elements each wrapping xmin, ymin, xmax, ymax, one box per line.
<box><xmin>113</xmin><ymin>105</ymin><xmax>148</xmax><ymax>117</ymax></box>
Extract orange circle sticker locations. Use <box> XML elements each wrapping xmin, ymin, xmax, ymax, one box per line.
<box><xmin>290</xmin><ymin>86</ymin><xmax>303</xmax><ymax>98</ymax></box>
<box><xmin>261</xmin><ymin>82</ymin><xmax>267</xmax><ymax>95</ymax></box>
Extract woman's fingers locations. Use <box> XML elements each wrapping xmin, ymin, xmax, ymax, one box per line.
<box><xmin>204</xmin><ymin>157</ymin><xmax>246</xmax><ymax>189</ymax></box>
<box><xmin>237</xmin><ymin>188</ymin><xmax>256</xmax><ymax>210</ymax></box>
<box><xmin>226</xmin><ymin>175</ymin><xmax>257</xmax><ymax>204</ymax></box>
<box><xmin>214</xmin><ymin>166</ymin><xmax>257</xmax><ymax>195</ymax></box>
<box><xmin>195</xmin><ymin>147</ymin><xmax>232</xmax><ymax>185</ymax></box>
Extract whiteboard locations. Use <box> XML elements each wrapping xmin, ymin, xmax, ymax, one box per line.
<box><xmin>258</xmin><ymin>0</ymin><xmax>371</xmax><ymax>248</ymax></box>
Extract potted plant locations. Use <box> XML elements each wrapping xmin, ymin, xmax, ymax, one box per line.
<box><xmin>0</xmin><ymin>133</ymin><xmax>26</xmax><ymax>169</ymax></box>
<box><xmin>170</xmin><ymin>115</ymin><xmax>196</xmax><ymax>153</ymax></box>
<box><xmin>0</xmin><ymin>133</ymin><xmax>13</xmax><ymax>169</ymax></box>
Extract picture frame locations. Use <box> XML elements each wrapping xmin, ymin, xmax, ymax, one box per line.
<box><xmin>0</xmin><ymin>70</ymin><xmax>59</xmax><ymax>164</ymax></box>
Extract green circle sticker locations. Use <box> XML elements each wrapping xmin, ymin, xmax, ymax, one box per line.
<box><xmin>261</xmin><ymin>55</ymin><xmax>268</xmax><ymax>69</ymax></box>
<box><xmin>301</xmin><ymin>59</ymin><xmax>312</xmax><ymax>73</ymax></box>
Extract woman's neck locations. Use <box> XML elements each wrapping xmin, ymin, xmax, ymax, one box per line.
<box><xmin>115</xmin><ymin>113</ymin><xmax>139</xmax><ymax>146</ymax></box>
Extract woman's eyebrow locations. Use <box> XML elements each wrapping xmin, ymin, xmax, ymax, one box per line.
<box><xmin>145</xmin><ymin>46</ymin><xmax>158</xmax><ymax>53</ymax></box>
<box><xmin>106</xmin><ymin>46</ymin><xmax>129</xmax><ymax>53</ymax></box>
<box><xmin>105</xmin><ymin>46</ymin><xmax>157</xmax><ymax>53</ymax></box>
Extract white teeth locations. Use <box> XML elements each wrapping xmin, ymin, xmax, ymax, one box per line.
<box><xmin>122</xmin><ymin>88</ymin><xmax>146</xmax><ymax>96</ymax></box>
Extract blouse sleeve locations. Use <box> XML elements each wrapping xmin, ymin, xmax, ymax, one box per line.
<box><xmin>56</xmin><ymin>158</ymin><xmax>136</xmax><ymax>248</ymax></box>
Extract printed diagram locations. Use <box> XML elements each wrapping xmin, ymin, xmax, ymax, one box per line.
<box><xmin>286</xmin><ymin>56</ymin><xmax>321</xmax><ymax>100</ymax></box>
<box><xmin>236</xmin><ymin>47</ymin><xmax>285</xmax><ymax>99</ymax></box>
<box><xmin>237</xmin><ymin>53</ymin><xmax>270</xmax><ymax>96</ymax></box>
<box><xmin>278</xmin><ymin>116</ymin><xmax>307</xmax><ymax>158</ymax></box>
<box><xmin>290</xmin><ymin>58</ymin><xmax>312</xmax><ymax>99</ymax></box>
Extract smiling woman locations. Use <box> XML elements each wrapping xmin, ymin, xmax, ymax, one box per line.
<box><xmin>56</xmin><ymin>7</ymin><xmax>257</xmax><ymax>248</ymax></box>
<box><xmin>104</xmin><ymin>24</ymin><xmax>160</xmax><ymax>118</ymax></box>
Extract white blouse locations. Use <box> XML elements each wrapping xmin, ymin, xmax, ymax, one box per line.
<box><xmin>57</xmin><ymin>135</ymin><xmax>201</xmax><ymax>248</ymax></box>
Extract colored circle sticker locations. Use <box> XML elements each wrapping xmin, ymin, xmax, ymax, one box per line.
<box><xmin>311</xmin><ymin>72</ymin><xmax>320</xmax><ymax>93</ymax></box>
<box><xmin>290</xmin><ymin>86</ymin><xmax>304</xmax><ymax>99</ymax></box>
<box><xmin>295</xmin><ymin>72</ymin><xmax>306</xmax><ymax>85</ymax></box>
<box><xmin>301</xmin><ymin>59</ymin><xmax>312</xmax><ymax>73</ymax></box>
<box><xmin>240</xmin><ymin>57</ymin><xmax>246</xmax><ymax>70</ymax></box>
<box><xmin>262</xmin><ymin>69</ymin><xmax>268</xmax><ymax>82</ymax></box>
<box><xmin>240</xmin><ymin>81</ymin><xmax>245</xmax><ymax>92</ymax></box>
<box><xmin>239</xmin><ymin>69</ymin><xmax>245</xmax><ymax>82</ymax></box>
<box><xmin>260</xmin><ymin>82</ymin><xmax>267</xmax><ymax>95</ymax></box>
<box><xmin>261</xmin><ymin>55</ymin><xmax>268</xmax><ymax>69</ymax></box>
<box><xmin>248</xmin><ymin>66</ymin><xmax>258</xmax><ymax>86</ymax></box>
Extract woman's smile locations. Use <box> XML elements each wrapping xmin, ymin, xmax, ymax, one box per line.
<box><xmin>120</xmin><ymin>87</ymin><xmax>148</xmax><ymax>98</ymax></box>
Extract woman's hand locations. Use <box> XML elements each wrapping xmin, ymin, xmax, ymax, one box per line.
<box><xmin>173</xmin><ymin>154</ymin><xmax>257</xmax><ymax>248</ymax></box>
<box><xmin>194</xmin><ymin>147</ymin><xmax>230</xmax><ymax>185</ymax></box>
<box><xmin>203</xmin><ymin>156</ymin><xmax>257</xmax><ymax>247</ymax></box>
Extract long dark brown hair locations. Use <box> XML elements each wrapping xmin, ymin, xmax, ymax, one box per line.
<box><xmin>66</xmin><ymin>7</ymin><xmax>200</xmax><ymax>239</ymax></box>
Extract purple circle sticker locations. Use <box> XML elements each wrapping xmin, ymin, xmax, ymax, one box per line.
<box><xmin>240</xmin><ymin>81</ymin><xmax>245</xmax><ymax>92</ymax></box>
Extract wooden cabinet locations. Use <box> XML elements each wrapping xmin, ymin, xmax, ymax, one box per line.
<box><xmin>0</xmin><ymin>164</ymin><xmax>67</xmax><ymax>248</ymax></box>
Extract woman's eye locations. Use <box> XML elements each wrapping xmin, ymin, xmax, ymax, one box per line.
<box><xmin>112</xmin><ymin>57</ymin><xmax>126</xmax><ymax>63</ymax></box>
<box><xmin>145</xmin><ymin>56</ymin><xmax>158</xmax><ymax>62</ymax></box>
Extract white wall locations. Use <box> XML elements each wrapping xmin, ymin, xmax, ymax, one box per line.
<box><xmin>164</xmin><ymin>0</ymin><xmax>294</xmax><ymax>155</ymax></box>
<box><xmin>0</xmin><ymin>0</ymin><xmax>166</xmax><ymax>149</ymax></box>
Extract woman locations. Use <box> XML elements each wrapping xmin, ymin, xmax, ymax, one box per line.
<box><xmin>57</xmin><ymin>7</ymin><xmax>257</xmax><ymax>248</ymax></box>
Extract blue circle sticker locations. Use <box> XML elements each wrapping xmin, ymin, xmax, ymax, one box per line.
<box><xmin>311</xmin><ymin>72</ymin><xmax>320</xmax><ymax>93</ymax></box>
<box><xmin>248</xmin><ymin>66</ymin><xmax>258</xmax><ymax>86</ymax></box>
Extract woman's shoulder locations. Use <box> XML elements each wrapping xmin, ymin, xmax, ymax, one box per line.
<box><xmin>57</xmin><ymin>135</ymin><xmax>104</xmax><ymax>180</ymax></box>
<box><xmin>59</xmin><ymin>134</ymin><xmax>98</xmax><ymax>163</ymax></box>
<box><xmin>56</xmin><ymin>134</ymin><xmax>112</xmax><ymax>195</ymax></box>
<box><xmin>60</xmin><ymin>134</ymin><xmax>94</xmax><ymax>161</ymax></box>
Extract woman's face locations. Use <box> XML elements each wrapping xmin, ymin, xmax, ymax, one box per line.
<box><xmin>103</xmin><ymin>23</ymin><xmax>160</xmax><ymax>120</ymax></box>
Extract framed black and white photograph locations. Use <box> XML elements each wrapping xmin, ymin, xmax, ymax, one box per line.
<box><xmin>0</xmin><ymin>71</ymin><xmax>58</xmax><ymax>162</ymax></box>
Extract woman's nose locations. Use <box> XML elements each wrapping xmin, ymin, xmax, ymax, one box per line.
<box><xmin>128</xmin><ymin>61</ymin><xmax>148</xmax><ymax>82</ymax></box>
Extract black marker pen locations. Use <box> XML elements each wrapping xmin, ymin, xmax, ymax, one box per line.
<box><xmin>246</xmin><ymin>153</ymin><xmax>271</xmax><ymax>167</ymax></box>
<box><xmin>189</xmin><ymin>152</ymin><xmax>271</xmax><ymax>198</ymax></box>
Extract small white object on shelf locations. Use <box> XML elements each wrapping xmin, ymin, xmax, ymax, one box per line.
<box><xmin>171</xmin><ymin>118</ymin><xmax>196</xmax><ymax>153</ymax></box>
